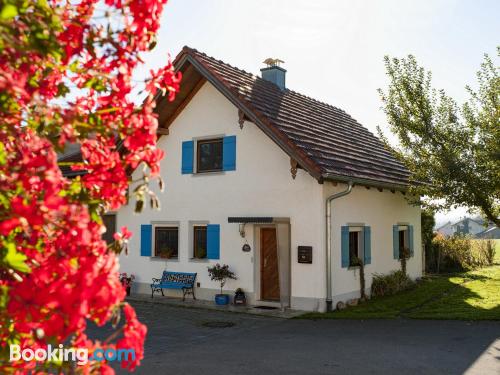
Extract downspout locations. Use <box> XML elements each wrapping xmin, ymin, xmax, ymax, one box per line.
<box><xmin>325</xmin><ymin>181</ymin><xmax>354</xmax><ymax>312</ymax></box>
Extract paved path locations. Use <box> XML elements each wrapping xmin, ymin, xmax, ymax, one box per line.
<box><xmin>90</xmin><ymin>301</ymin><xmax>500</xmax><ymax>375</ymax></box>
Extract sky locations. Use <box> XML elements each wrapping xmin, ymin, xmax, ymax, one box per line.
<box><xmin>136</xmin><ymin>0</ymin><xmax>499</xmax><ymax>226</ymax></box>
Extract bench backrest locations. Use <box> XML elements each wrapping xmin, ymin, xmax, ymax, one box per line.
<box><xmin>161</xmin><ymin>271</ymin><xmax>196</xmax><ymax>286</ymax></box>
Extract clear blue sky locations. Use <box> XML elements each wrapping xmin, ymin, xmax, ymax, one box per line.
<box><xmin>137</xmin><ymin>0</ymin><xmax>499</xmax><ymax>225</ymax></box>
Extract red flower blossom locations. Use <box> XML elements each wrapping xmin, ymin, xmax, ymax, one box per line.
<box><xmin>0</xmin><ymin>0</ymin><xmax>180</xmax><ymax>373</ymax></box>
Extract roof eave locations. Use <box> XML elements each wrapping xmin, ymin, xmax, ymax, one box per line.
<box><xmin>322</xmin><ymin>173</ymin><xmax>410</xmax><ymax>192</ymax></box>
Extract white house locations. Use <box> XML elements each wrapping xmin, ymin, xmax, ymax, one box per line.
<box><xmin>89</xmin><ymin>47</ymin><xmax>422</xmax><ymax>312</ymax></box>
<box><xmin>436</xmin><ymin>217</ymin><xmax>486</xmax><ymax>237</ymax></box>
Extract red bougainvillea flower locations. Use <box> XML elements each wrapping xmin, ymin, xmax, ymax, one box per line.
<box><xmin>114</xmin><ymin>226</ymin><xmax>133</xmax><ymax>241</ymax></box>
<box><xmin>0</xmin><ymin>0</ymin><xmax>179</xmax><ymax>373</ymax></box>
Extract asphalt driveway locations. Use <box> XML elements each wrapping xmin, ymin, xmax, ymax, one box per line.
<box><xmin>90</xmin><ymin>301</ymin><xmax>500</xmax><ymax>375</ymax></box>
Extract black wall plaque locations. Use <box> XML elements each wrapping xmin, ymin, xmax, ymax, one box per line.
<box><xmin>298</xmin><ymin>246</ymin><xmax>313</xmax><ymax>264</ymax></box>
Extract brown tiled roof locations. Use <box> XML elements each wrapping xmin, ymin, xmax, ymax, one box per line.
<box><xmin>60</xmin><ymin>46</ymin><xmax>411</xmax><ymax>189</ymax></box>
<box><xmin>176</xmin><ymin>47</ymin><xmax>410</xmax><ymax>188</ymax></box>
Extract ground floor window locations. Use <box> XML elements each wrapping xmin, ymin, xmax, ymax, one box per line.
<box><xmin>102</xmin><ymin>214</ymin><xmax>116</xmax><ymax>245</ymax></box>
<box><xmin>193</xmin><ymin>225</ymin><xmax>207</xmax><ymax>259</ymax></box>
<box><xmin>348</xmin><ymin>229</ymin><xmax>362</xmax><ymax>267</ymax></box>
<box><xmin>155</xmin><ymin>226</ymin><xmax>179</xmax><ymax>259</ymax></box>
<box><xmin>398</xmin><ymin>226</ymin><xmax>409</xmax><ymax>259</ymax></box>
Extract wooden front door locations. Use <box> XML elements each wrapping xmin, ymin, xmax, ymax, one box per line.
<box><xmin>260</xmin><ymin>228</ymin><xmax>280</xmax><ymax>301</ymax></box>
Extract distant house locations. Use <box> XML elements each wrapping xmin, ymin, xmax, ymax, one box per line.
<box><xmin>475</xmin><ymin>226</ymin><xmax>500</xmax><ymax>240</ymax></box>
<box><xmin>436</xmin><ymin>217</ymin><xmax>498</xmax><ymax>239</ymax></box>
<box><xmin>436</xmin><ymin>221</ymin><xmax>454</xmax><ymax>237</ymax></box>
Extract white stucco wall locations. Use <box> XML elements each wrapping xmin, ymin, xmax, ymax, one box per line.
<box><xmin>323</xmin><ymin>183</ymin><xmax>422</xmax><ymax>306</ymax></box>
<box><xmin>117</xmin><ymin>82</ymin><xmax>325</xmax><ymax>308</ymax></box>
<box><xmin>116</xmin><ymin>80</ymin><xmax>422</xmax><ymax>312</ymax></box>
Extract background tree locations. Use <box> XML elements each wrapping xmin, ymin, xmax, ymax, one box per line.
<box><xmin>421</xmin><ymin>208</ymin><xmax>436</xmax><ymax>272</ymax></box>
<box><xmin>0</xmin><ymin>0</ymin><xmax>180</xmax><ymax>373</ymax></box>
<box><xmin>378</xmin><ymin>49</ymin><xmax>499</xmax><ymax>227</ymax></box>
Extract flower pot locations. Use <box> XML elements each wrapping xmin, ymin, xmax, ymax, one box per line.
<box><xmin>215</xmin><ymin>294</ymin><xmax>230</xmax><ymax>305</ymax></box>
<box><xmin>234</xmin><ymin>290</ymin><xmax>246</xmax><ymax>305</ymax></box>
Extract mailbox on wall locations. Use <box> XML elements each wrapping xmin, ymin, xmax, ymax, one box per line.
<box><xmin>298</xmin><ymin>246</ymin><xmax>313</xmax><ymax>264</ymax></box>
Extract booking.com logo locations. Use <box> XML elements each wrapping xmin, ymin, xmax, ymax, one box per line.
<box><xmin>10</xmin><ymin>344</ymin><xmax>135</xmax><ymax>365</ymax></box>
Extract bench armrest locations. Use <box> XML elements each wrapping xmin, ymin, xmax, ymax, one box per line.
<box><xmin>152</xmin><ymin>277</ymin><xmax>162</xmax><ymax>283</ymax></box>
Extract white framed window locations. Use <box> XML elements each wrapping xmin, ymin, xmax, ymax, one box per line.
<box><xmin>398</xmin><ymin>225</ymin><xmax>409</xmax><ymax>259</ymax></box>
<box><xmin>348</xmin><ymin>226</ymin><xmax>364</xmax><ymax>267</ymax></box>
<box><xmin>154</xmin><ymin>225</ymin><xmax>179</xmax><ymax>259</ymax></box>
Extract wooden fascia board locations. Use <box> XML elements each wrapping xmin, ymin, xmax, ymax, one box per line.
<box><xmin>159</xmin><ymin>76</ymin><xmax>206</xmax><ymax>131</ymax></box>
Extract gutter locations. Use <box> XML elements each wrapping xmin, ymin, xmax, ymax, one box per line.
<box><xmin>322</xmin><ymin>173</ymin><xmax>409</xmax><ymax>192</ymax></box>
<box><xmin>325</xmin><ymin>181</ymin><xmax>353</xmax><ymax>312</ymax></box>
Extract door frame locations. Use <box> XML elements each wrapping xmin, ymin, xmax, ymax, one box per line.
<box><xmin>254</xmin><ymin>220</ymin><xmax>291</xmax><ymax>306</ymax></box>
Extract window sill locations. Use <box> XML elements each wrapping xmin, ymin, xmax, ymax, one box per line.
<box><xmin>189</xmin><ymin>258</ymin><xmax>209</xmax><ymax>262</ymax></box>
<box><xmin>347</xmin><ymin>265</ymin><xmax>360</xmax><ymax>270</ymax></box>
<box><xmin>192</xmin><ymin>170</ymin><xmax>226</xmax><ymax>176</ymax></box>
<box><xmin>151</xmin><ymin>257</ymin><xmax>179</xmax><ymax>262</ymax></box>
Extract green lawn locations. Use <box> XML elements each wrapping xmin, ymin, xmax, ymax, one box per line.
<box><xmin>300</xmin><ymin>263</ymin><xmax>500</xmax><ymax>321</ymax></box>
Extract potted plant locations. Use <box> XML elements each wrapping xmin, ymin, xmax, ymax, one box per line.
<box><xmin>207</xmin><ymin>263</ymin><xmax>237</xmax><ymax>305</ymax></box>
<box><xmin>119</xmin><ymin>273</ymin><xmax>135</xmax><ymax>296</ymax></box>
<box><xmin>234</xmin><ymin>288</ymin><xmax>246</xmax><ymax>305</ymax></box>
<box><xmin>159</xmin><ymin>247</ymin><xmax>174</xmax><ymax>259</ymax></box>
<box><xmin>195</xmin><ymin>247</ymin><xmax>207</xmax><ymax>259</ymax></box>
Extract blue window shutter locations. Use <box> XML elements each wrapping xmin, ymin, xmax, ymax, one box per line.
<box><xmin>363</xmin><ymin>226</ymin><xmax>371</xmax><ymax>265</ymax></box>
<box><xmin>341</xmin><ymin>226</ymin><xmax>349</xmax><ymax>268</ymax></box>
<box><xmin>181</xmin><ymin>140</ymin><xmax>194</xmax><ymax>174</ymax></box>
<box><xmin>393</xmin><ymin>225</ymin><xmax>399</xmax><ymax>259</ymax></box>
<box><xmin>222</xmin><ymin>136</ymin><xmax>236</xmax><ymax>171</ymax></box>
<box><xmin>207</xmin><ymin>224</ymin><xmax>220</xmax><ymax>259</ymax></box>
<box><xmin>140</xmin><ymin>224</ymin><xmax>152</xmax><ymax>257</ymax></box>
<box><xmin>409</xmin><ymin>225</ymin><xmax>414</xmax><ymax>257</ymax></box>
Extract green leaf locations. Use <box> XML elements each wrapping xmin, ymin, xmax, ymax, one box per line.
<box><xmin>0</xmin><ymin>285</ymin><xmax>8</xmax><ymax>309</ymax></box>
<box><xmin>0</xmin><ymin>142</ymin><xmax>6</xmax><ymax>165</ymax></box>
<box><xmin>4</xmin><ymin>242</ymin><xmax>30</xmax><ymax>273</ymax></box>
<box><xmin>0</xmin><ymin>4</ymin><xmax>18</xmax><ymax>20</ymax></box>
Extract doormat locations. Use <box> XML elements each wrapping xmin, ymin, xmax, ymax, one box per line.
<box><xmin>201</xmin><ymin>321</ymin><xmax>235</xmax><ymax>328</ymax></box>
<box><xmin>253</xmin><ymin>305</ymin><xmax>279</xmax><ymax>310</ymax></box>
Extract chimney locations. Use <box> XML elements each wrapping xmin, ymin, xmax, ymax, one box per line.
<box><xmin>260</xmin><ymin>58</ymin><xmax>286</xmax><ymax>90</ymax></box>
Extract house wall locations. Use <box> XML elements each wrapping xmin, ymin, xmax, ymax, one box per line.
<box><xmin>116</xmin><ymin>80</ymin><xmax>422</xmax><ymax>312</ymax></box>
<box><xmin>117</xmin><ymin>81</ymin><xmax>325</xmax><ymax>308</ymax></box>
<box><xmin>323</xmin><ymin>182</ymin><xmax>423</xmax><ymax>308</ymax></box>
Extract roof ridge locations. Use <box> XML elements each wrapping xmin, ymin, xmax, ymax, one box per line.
<box><xmin>183</xmin><ymin>46</ymin><xmax>352</xmax><ymax>116</ymax></box>
<box><xmin>183</xmin><ymin>45</ymin><xmax>257</xmax><ymax>79</ymax></box>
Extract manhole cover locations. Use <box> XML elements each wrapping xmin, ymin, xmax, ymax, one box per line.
<box><xmin>201</xmin><ymin>321</ymin><xmax>235</xmax><ymax>328</ymax></box>
<box><xmin>253</xmin><ymin>305</ymin><xmax>278</xmax><ymax>310</ymax></box>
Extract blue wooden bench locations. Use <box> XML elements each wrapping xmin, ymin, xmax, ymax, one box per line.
<box><xmin>151</xmin><ymin>271</ymin><xmax>197</xmax><ymax>301</ymax></box>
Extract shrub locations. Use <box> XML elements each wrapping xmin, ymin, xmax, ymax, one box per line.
<box><xmin>207</xmin><ymin>263</ymin><xmax>237</xmax><ymax>295</ymax></box>
<box><xmin>473</xmin><ymin>239</ymin><xmax>496</xmax><ymax>266</ymax></box>
<box><xmin>371</xmin><ymin>270</ymin><xmax>415</xmax><ymax>297</ymax></box>
<box><xmin>432</xmin><ymin>235</ymin><xmax>493</xmax><ymax>272</ymax></box>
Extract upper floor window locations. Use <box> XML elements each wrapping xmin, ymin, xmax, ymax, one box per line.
<box><xmin>182</xmin><ymin>136</ymin><xmax>236</xmax><ymax>174</ymax></box>
<box><xmin>197</xmin><ymin>138</ymin><xmax>223</xmax><ymax>173</ymax></box>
